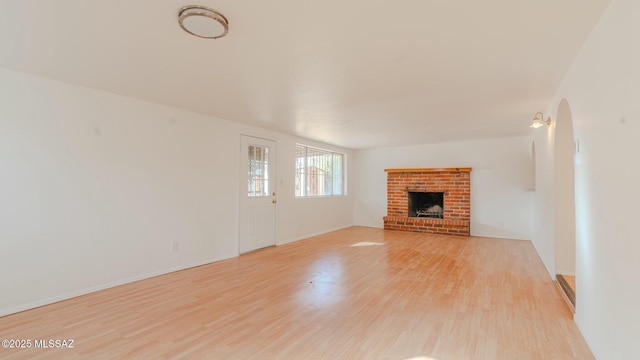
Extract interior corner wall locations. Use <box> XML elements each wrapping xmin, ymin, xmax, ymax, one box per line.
<box><xmin>353</xmin><ymin>136</ymin><xmax>533</xmax><ymax>241</ymax></box>
<box><xmin>531</xmin><ymin>125</ymin><xmax>556</xmax><ymax>278</ymax></box>
<box><xmin>554</xmin><ymin>100</ymin><xmax>577</xmax><ymax>276</ymax></box>
<box><xmin>0</xmin><ymin>67</ymin><xmax>353</xmax><ymax>316</ymax></box>
<box><xmin>535</xmin><ymin>0</ymin><xmax>640</xmax><ymax>357</ymax></box>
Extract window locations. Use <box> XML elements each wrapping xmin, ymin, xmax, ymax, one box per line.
<box><xmin>295</xmin><ymin>144</ymin><xmax>345</xmax><ymax>197</ymax></box>
<box><xmin>247</xmin><ymin>144</ymin><xmax>270</xmax><ymax>197</ymax></box>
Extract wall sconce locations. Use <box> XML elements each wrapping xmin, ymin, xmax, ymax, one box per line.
<box><xmin>530</xmin><ymin>112</ymin><xmax>551</xmax><ymax>128</ymax></box>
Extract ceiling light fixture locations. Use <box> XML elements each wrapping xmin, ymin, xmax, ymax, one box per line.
<box><xmin>178</xmin><ymin>5</ymin><xmax>229</xmax><ymax>39</ymax></box>
<box><xmin>530</xmin><ymin>112</ymin><xmax>551</xmax><ymax>128</ymax></box>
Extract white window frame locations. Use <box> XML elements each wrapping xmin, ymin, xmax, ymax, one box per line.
<box><xmin>295</xmin><ymin>144</ymin><xmax>346</xmax><ymax>197</ymax></box>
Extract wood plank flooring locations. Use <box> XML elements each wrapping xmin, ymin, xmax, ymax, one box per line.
<box><xmin>0</xmin><ymin>227</ymin><xmax>593</xmax><ymax>359</ymax></box>
<box><xmin>564</xmin><ymin>275</ymin><xmax>576</xmax><ymax>293</ymax></box>
<box><xmin>556</xmin><ymin>274</ymin><xmax>577</xmax><ymax>310</ymax></box>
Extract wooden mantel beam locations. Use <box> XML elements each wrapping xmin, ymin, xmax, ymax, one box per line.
<box><xmin>384</xmin><ymin>167</ymin><xmax>472</xmax><ymax>173</ymax></box>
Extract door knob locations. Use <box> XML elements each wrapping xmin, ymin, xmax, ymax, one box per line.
<box><xmin>272</xmin><ymin>199</ymin><xmax>277</xmax><ymax>204</ymax></box>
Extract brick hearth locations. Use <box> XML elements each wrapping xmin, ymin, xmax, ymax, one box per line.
<box><xmin>383</xmin><ymin>168</ymin><xmax>471</xmax><ymax>236</ymax></box>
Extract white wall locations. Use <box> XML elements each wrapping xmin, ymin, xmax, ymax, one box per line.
<box><xmin>531</xmin><ymin>131</ymin><xmax>556</xmax><ymax>276</ymax></box>
<box><xmin>534</xmin><ymin>0</ymin><xmax>640</xmax><ymax>357</ymax></box>
<box><xmin>353</xmin><ymin>137</ymin><xmax>532</xmax><ymax>240</ymax></box>
<box><xmin>554</xmin><ymin>99</ymin><xmax>576</xmax><ymax>276</ymax></box>
<box><xmin>0</xmin><ymin>68</ymin><xmax>353</xmax><ymax>316</ymax></box>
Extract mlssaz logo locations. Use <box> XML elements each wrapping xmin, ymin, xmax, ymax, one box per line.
<box><xmin>34</xmin><ymin>339</ymin><xmax>75</xmax><ymax>348</ymax></box>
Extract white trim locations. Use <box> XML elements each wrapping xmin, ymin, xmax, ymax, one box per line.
<box><xmin>277</xmin><ymin>224</ymin><xmax>353</xmax><ymax>246</ymax></box>
<box><xmin>0</xmin><ymin>256</ymin><xmax>231</xmax><ymax>317</ymax></box>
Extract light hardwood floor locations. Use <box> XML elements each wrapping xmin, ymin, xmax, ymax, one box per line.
<box><xmin>0</xmin><ymin>227</ymin><xmax>593</xmax><ymax>359</ymax></box>
<box><xmin>556</xmin><ymin>274</ymin><xmax>577</xmax><ymax>312</ymax></box>
<box><xmin>564</xmin><ymin>275</ymin><xmax>576</xmax><ymax>293</ymax></box>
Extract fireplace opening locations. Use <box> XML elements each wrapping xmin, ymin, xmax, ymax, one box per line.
<box><xmin>408</xmin><ymin>192</ymin><xmax>444</xmax><ymax>218</ymax></box>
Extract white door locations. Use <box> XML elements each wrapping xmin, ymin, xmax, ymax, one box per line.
<box><xmin>239</xmin><ymin>136</ymin><xmax>277</xmax><ymax>253</ymax></box>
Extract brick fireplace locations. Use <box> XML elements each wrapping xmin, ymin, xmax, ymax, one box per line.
<box><xmin>383</xmin><ymin>168</ymin><xmax>471</xmax><ymax>236</ymax></box>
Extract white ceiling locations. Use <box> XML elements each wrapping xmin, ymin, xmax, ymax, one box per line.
<box><xmin>0</xmin><ymin>0</ymin><xmax>611</xmax><ymax>149</ymax></box>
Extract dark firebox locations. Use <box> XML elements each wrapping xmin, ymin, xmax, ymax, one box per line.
<box><xmin>408</xmin><ymin>192</ymin><xmax>444</xmax><ymax>218</ymax></box>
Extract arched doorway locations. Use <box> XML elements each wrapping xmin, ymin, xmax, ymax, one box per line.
<box><xmin>554</xmin><ymin>99</ymin><xmax>576</xmax><ymax>309</ymax></box>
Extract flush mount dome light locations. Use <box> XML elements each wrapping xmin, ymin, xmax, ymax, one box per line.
<box><xmin>178</xmin><ymin>5</ymin><xmax>229</xmax><ymax>39</ymax></box>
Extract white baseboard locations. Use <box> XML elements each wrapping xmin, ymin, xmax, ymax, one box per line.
<box><xmin>0</xmin><ymin>256</ymin><xmax>231</xmax><ymax>317</ymax></box>
<box><xmin>277</xmin><ymin>224</ymin><xmax>354</xmax><ymax>246</ymax></box>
